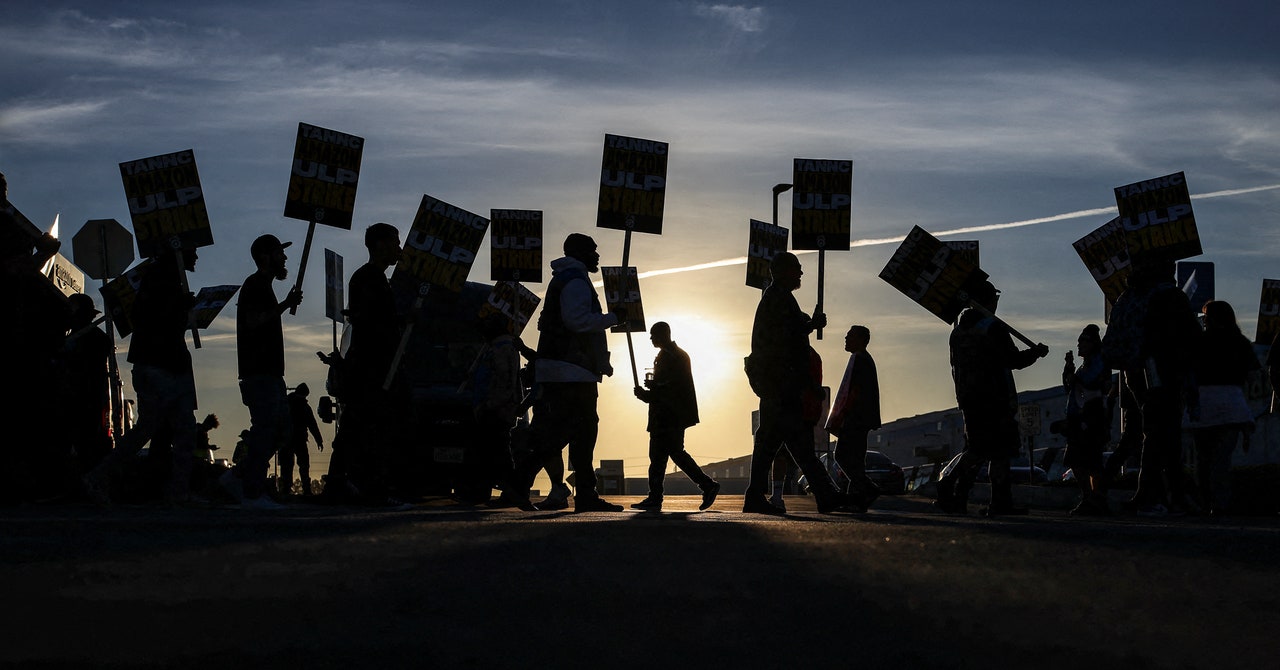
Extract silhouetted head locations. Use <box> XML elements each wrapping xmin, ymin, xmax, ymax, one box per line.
<box><xmin>649</xmin><ymin>321</ymin><xmax>672</xmax><ymax>347</ymax></box>
<box><xmin>969</xmin><ymin>279</ymin><xmax>1000</xmax><ymax>311</ymax></box>
<box><xmin>68</xmin><ymin>293</ymin><xmax>99</xmax><ymax>324</ymax></box>
<box><xmin>251</xmin><ymin>234</ymin><xmax>291</xmax><ymax>280</ymax></box>
<box><xmin>1077</xmin><ymin>324</ymin><xmax>1102</xmax><ymax>358</ymax></box>
<box><xmin>200</xmin><ymin>413</ymin><xmax>219</xmax><ymax>430</ymax></box>
<box><xmin>0</xmin><ymin>172</ymin><xmax>7</xmax><ymax>200</ymax></box>
<box><xmin>769</xmin><ymin>252</ymin><xmax>802</xmax><ymax>291</ymax></box>
<box><xmin>563</xmin><ymin>233</ymin><xmax>600</xmax><ymax>272</ymax></box>
<box><xmin>1202</xmin><ymin>300</ymin><xmax>1241</xmax><ymax>334</ymax></box>
<box><xmin>365</xmin><ymin>222</ymin><xmax>401</xmax><ymax>267</ymax></box>
<box><xmin>294</xmin><ymin>382</ymin><xmax>310</xmax><ymax>398</ymax></box>
<box><xmin>845</xmin><ymin>325</ymin><xmax>870</xmax><ymax>353</ymax></box>
<box><xmin>157</xmin><ymin>247</ymin><xmax>198</xmax><ymax>273</ymax></box>
<box><xmin>1128</xmin><ymin>257</ymin><xmax>1175</xmax><ymax>289</ymax></box>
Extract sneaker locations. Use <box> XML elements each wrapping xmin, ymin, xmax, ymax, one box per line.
<box><xmin>574</xmin><ymin>496</ymin><xmax>623</xmax><ymax>512</ymax></box>
<box><xmin>535</xmin><ymin>496</ymin><xmax>569</xmax><ymax>511</ymax></box>
<box><xmin>491</xmin><ymin>491</ymin><xmax>537</xmax><ymax>511</ymax></box>
<box><xmin>537</xmin><ymin>483</ymin><xmax>571</xmax><ymax>510</ymax></box>
<box><xmin>768</xmin><ymin>493</ymin><xmax>787</xmax><ymax>513</ymax></box>
<box><xmin>631</xmin><ymin>496</ymin><xmax>663</xmax><ymax>510</ymax></box>
<box><xmin>241</xmin><ymin>495</ymin><xmax>287</xmax><ymax>511</ymax></box>
<box><xmin>818</xmin><ymin>491</ymin><xmax>859</xmax><ymax>514</ymax></box>
<box><xmin>858</xmin><ymin>483</ymin><xmax>881</xmax><ymax>510</ymax></box>
<box><xmin>218</xmin><ymin>470</ymin><xmax>245</xmax><ymax>503</ymax></box>
<box><xmin>743</xmin><ymin>495</ymin><xmax>787</xmax><ymax>516</ymax></box>
<box><xmin>1137</xmin><ymin>503</ymin><xmax>1169</xmax><ymax>517</ymax></box>
<box><xmin>699</xmin><ymin>481</ymin><xmax>721</xmax><ymax>511</ymax></box>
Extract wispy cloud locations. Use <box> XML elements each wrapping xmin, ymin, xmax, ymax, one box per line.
<box><xmin>694</xmin><ymin>4</ymin><xmax>767</xmax><ymax>33</ymax></box>
<box><xmin>0</xmin><ymin>99</ymin><xmax>112</xmax><ymax>144</ymax></box>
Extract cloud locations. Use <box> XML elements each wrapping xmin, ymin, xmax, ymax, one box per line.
<box><xmin>694</xmin><ymin>4</ymin><xmax>767</xmax><ymax>33</ymax></box>
<box><xmin>0</xmin><ymin>99</ymin><xmax>112</xmax><ymax>145</ymax></box>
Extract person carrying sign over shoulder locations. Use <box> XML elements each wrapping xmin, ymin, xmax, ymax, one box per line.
<box><xmin>631</xmin><ymin>321</ymin><xmax>720</xmax><ymax>511</ymax></box>
<box><xmin>743</xmin><ymin>252</ymin><xmax>856</xmax><ymax>515</ymax></box>
<box><xmin>507</xmin><ymin>233</ymin><xmax>627</xmax><ymax>512</ymax></box>
<box><xmin>936</xmin><ymin>279</ymin><xmax>1049</xmax><ymax>516</ymax></box>
<box><xmin>85</xmin><ymin>247</ymin><xmax>200</xmax><ymax>505</ymax></box>
<box><xmin>224</xmin><ymin>234</ymin><xmax>302</xmax><ymax>510</ymax></box>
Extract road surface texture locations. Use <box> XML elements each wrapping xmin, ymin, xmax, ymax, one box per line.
<box><xmin>3</xmin><ymin>494</ymin><xmax>1278</xmax><ymax>669</ymax></box>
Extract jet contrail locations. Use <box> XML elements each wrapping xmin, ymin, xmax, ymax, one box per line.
<box><xmin>631</xmin><ymin>183</ymin><xmax>1280</xmax><ymax>281</ymax></box>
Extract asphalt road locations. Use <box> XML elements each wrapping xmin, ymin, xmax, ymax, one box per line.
<box><xmin>3</xmin><ymin>494</ymin><xmax>1278</xmax><ymax>669</ymax></box>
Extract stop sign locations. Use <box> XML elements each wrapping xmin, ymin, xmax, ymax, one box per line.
<box><xmin>73</xmin><ymin>219</ymin><xmax>135</xmax><ymax>280</ymax></box>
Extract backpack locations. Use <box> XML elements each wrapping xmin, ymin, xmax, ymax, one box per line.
<box><xmin>744</xmin><ymin>353</ymin><xmax>781</xmax><ymax>398</ymax></box>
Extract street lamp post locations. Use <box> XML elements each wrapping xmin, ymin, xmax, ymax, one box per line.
<box><xmin>772</xmin><ymin>182</ymin><xmax>792</xmax><ymax>228</ymax></box>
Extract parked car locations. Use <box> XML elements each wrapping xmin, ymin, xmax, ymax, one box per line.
<box><xmin>937</xmin><ymin>453</ymin><xmax>1048</xmax><ymax>484</ymax></box>
<box><xmin>801</xmin><ymin>449</ymin><xmax>907</xmax><ymax>495</ymax></box>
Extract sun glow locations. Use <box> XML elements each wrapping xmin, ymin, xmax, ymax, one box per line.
<box><xmin>641</xmin><ymin>312</ymin><xmax>741</xmax><ymax>398</ymax></box>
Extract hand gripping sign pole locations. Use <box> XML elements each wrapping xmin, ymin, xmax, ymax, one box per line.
<box><xmin>791</xmin><ymin>159</ymin><xmax>852</xmax><ymax>341</ymax></box>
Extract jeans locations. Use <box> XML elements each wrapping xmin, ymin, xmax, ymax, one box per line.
<box><xmin>646</xmin><ymin>429</ymin><xmax>712</xmax><ymax>496</ymax></box>
<box><xmin>239</xmin><ymin>375</ymin><xmax>290</xmax><ymax>499</ymax></box>
<box><xmin>517</xmin><ymin>382</ymin><xmax>600</xmax><ymax>499</ymax></box>
<box><xmin>747</xmin><ymin>395</ymin><xmax>838</xmax><ymax>502</ymax></box>
<box><xmin>108</xmin><ymin>365</ymin><xmax>197</xmax><ymax>500</ymax></box>
<box><xmin>834</xmin><ymin>426</ymin><xmax>880</xmax><ymax>499</ymax></box>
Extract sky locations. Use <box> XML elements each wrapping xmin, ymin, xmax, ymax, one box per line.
<box><xmin>4</xmin><ymin>1</ymin><xmax>1280</xmax><ymax>482</ymax></box>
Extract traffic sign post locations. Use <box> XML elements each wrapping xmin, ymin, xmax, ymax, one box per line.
<box><xmin>72</xmin><ymin>218</ymin><xmax>136</xmax><ymax>439</ymax></box>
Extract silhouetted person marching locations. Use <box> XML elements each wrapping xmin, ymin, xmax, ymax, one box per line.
<box><xmin>284</xmin><ymin>383</ymin><xmax>324</xmax><ymax>496</ymax></box>
<box><xmin>224</xmin><ymin>234</ymin><xmax>302</xmax><ymax>509</ymax></box>
<box><xmin>85</xmin><ymin>248</ymin><xmax>200</xmax><ymax>504</ymax></box>
<box><xmin>509</xmin><ymin>233</ymin><xmax>626</xmax><ymax>512</ymax></box>
<box><xmin>825</xmin><ymin>325</ymin><xmax>882</xmax><ymax>510</ymax></box>
<box><xmin>326</xmin><ymin>223</ymin><xmax>403</xmax><ymax>504</ymax></box>
<box><xmin>1102</xmin><ymin>257</ymin><xmax>1200</xmax><ymax>516</ymax></box>
<box><xmin>631</xmin><ymin>321</ymin><xmax>719</xmax><ymax>511</ymax></box>
<box><xmin>743</xmin><ymin>252</ymin><xmax>853</xmax><ymax>515</ymax></box>
<box><xmin>935</xmin><ymin>280</ymin><xmax>1049</xmax><ymax>516</ymax></box>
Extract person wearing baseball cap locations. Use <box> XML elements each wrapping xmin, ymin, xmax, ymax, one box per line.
<box><xmin>225</xmin><ymin>233</ymin><xmax>303</xmax><ymax>509</ymax></box>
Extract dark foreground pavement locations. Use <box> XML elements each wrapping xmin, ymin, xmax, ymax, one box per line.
<box><xmin>3</xmin><ymin>494</ymin><xmax>1279</xmax><ymax>669</ymax></box>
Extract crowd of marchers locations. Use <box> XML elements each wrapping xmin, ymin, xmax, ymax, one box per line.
<box><xmin>3</xmin><ymin>171</ymin><xmax>1270</xmax><ymax>516</ymax></box>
